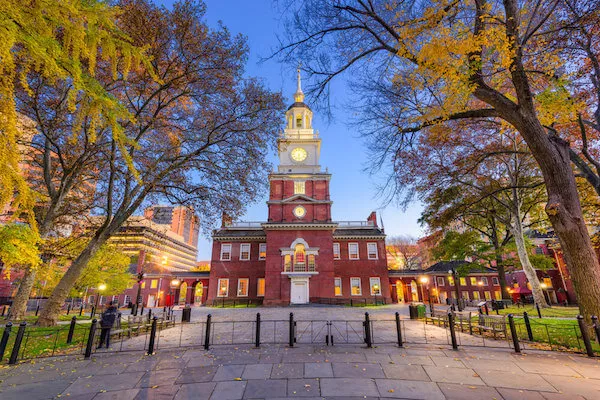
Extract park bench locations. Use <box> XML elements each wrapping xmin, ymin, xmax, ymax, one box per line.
<box><xmin>474</xmin><ymin>314</ymin><xmax>507</xmax><ymax>339</ymax></box>
<box><xmin>453</xmin><ymin>311</ymin><xmax>473</xmax><ymax>333</ymax></box>
<box><xmin>425</xmin><ymin>305</ymin><xmax>450</xmax><ymax>327</ymax></box>
<box><xmin>126</xmin><ymin>315</ymin><xmax>153</xmax><ymax>337</ymax></box>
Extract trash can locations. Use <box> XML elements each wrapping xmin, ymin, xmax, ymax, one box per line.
<box><xmin>181</xmin><ymin>306</ymin><xmax>191</xmax><ymax>323</ymax></box>
<box><xmin>416</xmin><ymin>303</ymin><xmax>426</xmax><ymax>319</ymax></box>
<box><xmin>409</xmin><ymin>304</ymin><xmax>418</xmax><ymax>319</ymax></box>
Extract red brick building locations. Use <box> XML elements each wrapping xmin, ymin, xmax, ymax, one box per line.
<box><xmin>207</xmin><ymin>72</ymin><xmax>391</xmax><ymax>305</ymax></box>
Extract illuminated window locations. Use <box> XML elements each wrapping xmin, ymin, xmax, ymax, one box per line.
<box><xmin>470</xmin><ymin>277</ymin><xmax>477</xmax><ymax>286</ymax></box>
<box><xmin>284</xmin><ymin>254</ymin><xmax>292</xmax><ymax>270</ymax></box>
<box><xmin>150</xmin><ymin>279</ymin><xmax>158</xmax><ymax>289</ymax></box>
<box><xmin>492</xmin><ymin>277</ymin><xmax>499</xmax><ymax>286</ymax></box>
<box><xmin>296</xmin><ymin>116</ymin><xmax>302</xmax><ymax>128</ymax></box>
<box><xmin>295</xmin><ymin>244</ymin><xmax>306</xmax><ymax>267</ymax></box>
<box><xmin>220</xmin><ymin>244</ymin><xmax>232</xmax><ymax>261</ymax></box>
<box><xmin>459</xmin><ymin>277</ymin><xmax>466</xmax><ymax>286</ymax></box>
<box><xmin>461</xmin><ymin>291</ymin><xmax>470</xmax><ymax>300</ymax></box>
<box><xmin>240</xmin><ymin>243</ymin><xmax>251</xmax><ymax>261</ymax></box>
<box><xmin>437</xmin><ymin>277</ymin><xmax>445</xmax><ymax>286</ymax></box>
<box><xmin>367</xmin><ymin>243</ymin><xmax>378</xmax><ymax>260</ymax></box>
<box><xmin>294</xmin><ymin>181</ymin><xmax>305</xmax><ymax>195</ymax></box>
<box><xmin>370</xmin><ymin>277</ymin><xmax>381</xmax><ymax>296</ymax></box>
<box><xmin>257</xmin><ymin>278</ymin><xmax>265</xmax><ymax>297</ymax></box>
<box><xmin>494</xmin><ymin>291</ymin><xmax>502</xmax><ymax>300</ymax></box>
<box><xmin>308</xmin><ymin>254</ymin><xmax>315</xmax><ymax>270</ymax></box>
<box><xmin>333</xmin><ymin>243</ymin><xmax>340</xmax><ymax>259</ymax></box>
<box><xmin>351</xmin><ymin>277</ymin><xmax>362</xmax><ymax>295</ymax></box>
<box><xmin>472</xmin><ymin>291</ymin><xmax>480</xmax><ymax>300</ymax></box>
<box><xmin>450</xmin><ymin>291</ymin><xmax>457</xmax><ymax>299</ymax></box>
<box><xmin>237</xmin><ymin>278</ymin><xmax>249</xmax><ymax>297</ymax></box>
<box><xmin>348</xmin><ymin>243</ymin><xmax>359</xmax><ymax>260</ymax></box>
<box><xmin>481</xmin><ymin>277</ymin><xmax>489</xmax><ymax>285</ymax></box>
<box><xmin>448</xmin><ymin>277</ymin><xmax>454</xmax><ymax>286</ymax></box>
<box><xmin>543</xmin><ymin>277</ymin><xmax>552</xmax><ymax>288</ymax></box>
<box><xmin>484</xmin><ymin>291</ymin><xmax>491</xmax><ymax>300</ymax></box>
<box><xmin>217</xmin><ymin>279</ymin><xmax>229</xmax><ymax>297</ymax></box>
<box><xmin>259</xmin><ymin>243</ymin><xmax>266</xmax><ymax>260</ymax></box>
<box><xmin>526</xmin><ymin>282</ymin><xmax>532</xmax><ymax>290</ymax></box>
<box><xmin>141</xmin><ymin>281</ymin><xmax>146</xmax><ymax>289</ymax></box>
<box><xmin>334</xmin><ymin>278</ymin><xmax>342</xmax><ymax>296</ymax></box>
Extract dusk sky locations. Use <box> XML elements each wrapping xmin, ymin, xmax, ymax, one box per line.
<box><xmin>157</xmin><ymin>0</ymin><xmax>425</xmax><ymax>259</ymax></box>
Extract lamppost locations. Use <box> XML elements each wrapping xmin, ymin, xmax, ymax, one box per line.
<box><xmin>540</xmin><ymin>281</ymin><xmax>549</xmax><ymax>304</ymax></box>
<box><xmin>93</xmin><ymin>283</ymin><xmax>106</xmax><ymax>317</ymax></box>
<box><xmin>419</xmin><ymin>276</ymin><xmax>428</xmax><ymax>302</ymax></box>
<box><xmin>170</xmin><ymin>279</ymin><xmax>180</xmax><ymax>307</ymax></box>
<box><xmin>448</xmin><ymin>268</ymin><xmax>462</xmax><ymax>311</ymax></box>
<box><xmin>478</xmin><ymin>280</ymin><xmax>484</xmax><ymax>301</ymax></box>
<box><xmin>133</xmin><ymin>271</ymin><xmax>145</xmax><ymax>316</ymax></box>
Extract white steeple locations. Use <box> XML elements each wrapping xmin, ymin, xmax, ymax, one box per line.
<box><xmin>294</xmin><ymin>66</ymin><xmax>304</xmax><ymax>103</ymax></box>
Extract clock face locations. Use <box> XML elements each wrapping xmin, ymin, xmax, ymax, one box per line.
<box><xmin>293</xmin><ymin>206</ymin><xmax>306</xmax><ymax>218</ymax></box>
<box><xmin>290</xmin><ymin>147</ymin><xmax>308</xmax><ymax>162</ymax></box>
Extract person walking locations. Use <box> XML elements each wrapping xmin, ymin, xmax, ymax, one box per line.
<box><xmin>97</xmin><ymin>301</ymin><xmax>118</xmax><ymax>349</ymax></box>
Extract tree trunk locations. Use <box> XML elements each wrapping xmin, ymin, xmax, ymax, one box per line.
<box><xmin>495</xmin><ymin>255</ymin><xmax>511</xmax><ymax>300</ymax></box>
<box><xmin>7</xmin><ymin>269</ymin><xmax>36</xmax><ymax>320</ymax></box>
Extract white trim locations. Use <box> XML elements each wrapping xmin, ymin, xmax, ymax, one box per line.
<box><xmin>369</xmin><ymin>277</ymin><xmax>382</xmax><ymax>296</ymax></box>
<box><xmin>367</xmin><ymin>242</ymin><xmax>378</xmax><ymax>260</ymax></box>
<box><xmin>348</xmin><ymin>243</ymin><xmax>359</xmax><ymax>260</ymax></box>
<box><xmin>350</xmin><ymin>277</ymin><xmax>362</xmax><ymax>296</ymax></box>
<box><xmin>217</xmin><ymin>278</ymin><xmax>229</xmax><ymax>297</ymax></box>
<box><xmin>334</xmin><ymin>277</ymin><xmax>342</xmax><ymax>296</ymax></box>
<box><xmin>237</xmin><ymin>278</ymin><xmax>249</xmax><ymax>297</ymax></box>
<box><xmin>333</xmin><ymin>243</ymin><xmax>340</xmax><ymax>260</ymax></box>
<box><xmin>220</xmin><ymin>244</ymin><xmax>232</xmax><ymax>261</ymax></box>
<box><xmin>240</xmin><ymin>243</ymin><xmax>251</xmax><ymax>261</ymax></box>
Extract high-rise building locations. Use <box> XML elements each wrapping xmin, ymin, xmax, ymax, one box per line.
<box><xmin>144</xmin><ymin>206</ymin><xmax>200</xmax><ymax>248</ymax></box>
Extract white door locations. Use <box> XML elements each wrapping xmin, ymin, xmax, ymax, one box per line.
<box><xmin>147</xmin><ymin>295</ymin><xmax>155</xmax><ymax>307</ymax></box>
<box><xmin>291</xmin><ymin>280</ymin><xmax>308</xmax><ymax>304</ymax></box>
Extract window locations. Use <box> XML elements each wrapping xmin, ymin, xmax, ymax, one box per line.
<box><xmin>217</xmin><ymin>279</ymin><xmax>229</xmax><ymax>297</ymax></box>
<box><xmin>494</xmin><ymin>291</ymin><xmax>502</xmax><ymax>300</ymax></box>
<box><xmin>448</xmin><ymin>277</ymin><xmax>455</xmax><ymax>286</ymax></box>
<box><xmin>470</xmin><ymin>277</ymin><xmax>477</xmax><ymax>286</ymax></box>
<box><xmin>284</xmin><ymin>254</ymin><xmax>292</xmax><ymax>270</ymax></box>
<box><xmin>350</xmin><ymin>277</ymin><xmax>362</xmax><ymax>295</ymax></box>
<box><xmin>296</xmin><ymin>116</ymin><xmax>302</xmax><ymax>128</ymax></box>
<box><xmin>240</xmin><ymin>243</ymin><xmax>251</xmax><ymax>261</ymax></box>
<box><xmin>220</xmin><ymin>244</ymin><xmax>232</xmax><ymax>261</ymax></box>
<box><xmin>437</xmin><ymin>277</ymin><xmax>445</xmax><ymax>286</ymax></box>
<box><xmin>334</xmin><ymin>278</ymin><xmax>342</xmax><ymax>296</ymax></box>
<box><xmin>257</xmin><ymin>278</ymin><xmax>265</xmax><ymax>297</ymax></box>
<box><xmin>450</xmin><ymin>291</ymin><xmax>457</xmax><ymax>299</ymax></box>
<box><xmin>237</xmin><ymin>278</ymin><xmax>249</xmax><ymax>297</ymax></box>
<box><xmin>295</xmin><ymin>244</ymin><xmax>305</xmax><ymax>267</ymax></box>
<box><xmin>367</xmin><ymin>243</ymin><xmax>378</xmax><ymax>260</ymax></box>
<box><xmin>333</xmin><ymin>243</ymin><xmax>341</xmax><ymax>260</ymax></box>
<box><xmin>294</xmin><ymin>181</ymin><xmax>305</xmax><ymax>195</ymax></box>
<box><xmin>492</xmin><ymin>277</ymin><xmax>499</xmax><ymax>286</ymax></box>
<box><xmin>472</xmin><ymin>291</ymin><xmax>480</xmax><ymax>300</ymax></box>
<box><xmin>308</xmin><ymin>254</ymin><xmax>315</xmax><ymax>270</ymax></box>
<box><xmin>481</xmin><ymin>277</ymin><xmax>488</xmax><ymax>285</ymax></box>
<box><xmin>543</xmin><ymin>277</ymin><xmax>553</xmax><ymax>288</ymax></box>
<box><xmin>459</xmin><ymin>277</ymin><xmax>466</xmax><ymax>286</ymax></box>
<box><xmin>348</xmin><ymin>243</ymin><xmax>359</xmax><ymax>260</ymax></box>
<box><xmin>151</xmin><ymin>279</ymin><xmax>158</xmax><ymax>289</ymax></box>
<box><xmin>141</xmin><ymin>281</ymin><xmax>146</xmax><ymax>289</ymax></box>
<box><xmin>124</xmin><ymin>295</ymin><xmax>131</xmax><ymax>305</ymax></box>
<box><xmin>370</xmin><ymin>277</ymin><xmax>382</xmax><ymax>295</ymax></box>
<box><xmin>259</xmin><ymin>243</ymin><xmax>267</xmax><ymax>260</ymax></box>
<box><xmin>461</xmin><ymin>291</ymin><xmax>470</xmax><ymax>300</ymax></box>
<box><xmin>484</xmin><ymin>291</ymin><xmax>491</xmax><ymax>300</ymax></box>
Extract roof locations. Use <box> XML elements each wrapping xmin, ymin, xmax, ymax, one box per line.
<box><xmin>333</xmin><ymin>227</ymin><xmax>385</xmax><ymax>238</ymax></box>
<box><xmin>212</xmin><ymin>229</ymin><xmax>266</xmax><ymax>240</ymax></box>
<box><xmin>424</xmin><ymin>260</ymin><xmax>496</xmax><ymax>274</ymax></box>
<box><xmin>287</xmin><ymin>101</ymin><xmax>311</xmax><ymax>111</ymax></box>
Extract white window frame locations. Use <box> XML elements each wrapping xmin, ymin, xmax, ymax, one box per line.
<box><xmin>333</xmin><ymin>243</ymin><xmax>341</xmax><ymax>260</ymax></box>
<box><xmin>124</xmin><ymin>295</ymin><xmax>131</xmax><ymax>305</ymax></box>
<box><xmin>257</xmin><ymin>278</ymin><xmax>265</xmax><ymax>297</ymax></box>
<box><xmin>481</xmin><ymin>277</ymin><xmax>489</xmax><ymax>285</ymax></box>
<box><xmin>350</xmin><ymin>277</ymin><xmax>362</xmax><ymax>296</ymax></box>
<box><xmin>334</xmin><ymin>277</ymin><xmax>342</xmax><ymax>296</ymax></box>
<box><xmin>437</xmin><ymin>277</ymin><xmax>445</xmax><ymax>286</ymax></box>
<box><xmin>237</xmin><ymin>278</ymin><xmax>249</xmax><ymax>297</ymax></box>
<box><xmin>240</xmin><ymin>243</ymin><xmax>251</xmax><ymax>261</ymax></box>
<box><xmin>484</xmin><ymin>291</ymin><xmax>491</xmax><ymax>300</ymax></box>
<box><xmin>369</xmin><ymin>277</ymin><xmax>382</xmax><ymax>296</ymax></box>
<box><xmin>294</xmin><ymin>181</ymin><xmax>305</xmax><ymax>195</ymax></box>
<box><xmin>259</xmin><ymin>243</ymin><xmax>267</xmax><ymax>260</ymax></box>
<box><xmin>492</xmin><ymin>277</ymin><xmax>500</xmax><ymax>286</ymax></box>
<box><xmin>367</xmin><ymin>243</ymin><xmax>378</xmax><ymax>260</ymax></box>
<box><xmin>348</xmin><ymin>243</ymin><xmax>359</xmax><ymax>260</ymax></box>
<box><xmin>217</xmin><ymin>278</ymin><xmax>229</xmax><ymax>297</ymax></box>
<box><xmin>220</xmin><ymin>244</ymin><xmax>232</xmax><ymax>261</ymax></box>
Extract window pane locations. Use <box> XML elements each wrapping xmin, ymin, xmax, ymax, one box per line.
<box><xmin>470</xmin><ymin>277</ymin><xmax>477</xmax><ymax>285</ymax></box>
<box><xmin>259</xmin><ymin>243</ymin><xmax>267</xmax><ymax>260</ymax></box>
<box><xmin>367</xmin><ymin>243</ymin><xmax>378</xmax><ymax>259</ymax></box>
<box><xmin>459</xmin><ymin>277</ymin><xmax>466</xmax><ymax>286</ymax></box>
<box><xmin>240</xmin><ymin>244</ymin><xmax>250</xmax><ymax>260</ymax></box>
<box><xmin>333</xmin><ymin>243</ymin><xmax>340</xmax><ymax>259</ymax></box>
<box><xmin>492</xmin><ymin>277</ymin><xmax>499</xmax><ymax>285</ymax></box>
<box><xmin>349</xmin><ymin>243</ymin><xmax>359</xmax><ymax>260</ymax></box>
<box><xmin>221</xmin><ymin>244</ymin><xmax>231</xmax><ymax>260</ymax></box>
<box><xmin>334</xmin><ymin>278</ymin><xmax>342</xmax><ymax>296</ymax></box>
<box><xmin>370</xmin><ymin>277</ymin><xmax>381</xmax><ymax>295</ymax></box>
<box><xmin>257</xmin><ymin>278</ymin><xmax>265</xmax><ymax>296</ymax></box>
<box><xmin>482</xmin><ymin>277</ymin><xmax>488</xmax><ymax>285</ymax></box>
<box><xmin>151</xmin><ymin>279</ymin><xmax>158</xmax><ymax>289</ymax></box>
<box><xmin>437</xmin><ymin>277</ymin><xmax>445</xmax><ymax>286</ymax></box>
<box><xmin>237</xmin><ymin>279</ymin><xmax>248</xmax><ymax>296</ymax></box>
<box><xmin>351</xmin><ymin>278</ymin><xmax>361</xmax><ymax>295</ymax></box>
<box><xmin>218</xmin><ymin>279</ymin><xmax>228</xmax><ymax>297</ymax></box>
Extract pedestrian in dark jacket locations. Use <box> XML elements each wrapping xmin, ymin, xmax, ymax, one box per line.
<box><xmin>98</xmin><ymin>302</ymin><xmax>118</xmax><ymax>348</ymax></box>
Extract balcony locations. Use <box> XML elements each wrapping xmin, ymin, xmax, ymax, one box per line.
<box><xmin>283</xmin><ymin>262</ymin><xmax>317</xmax><ymax>273</ymax></box>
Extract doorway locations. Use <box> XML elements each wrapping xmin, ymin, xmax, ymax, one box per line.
<box><xmin>395</xmin><ymin>281</ymin><xmax>404</xmax><ymax>303</ymax></box>
<box><xmin>290</xmin><ymin>278</ymin><xmax>309</xmax><ymax>304</ymax></box>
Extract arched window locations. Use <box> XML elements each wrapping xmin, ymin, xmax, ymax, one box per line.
<box><xmin>294</xmin><ymin>244</ymin><xmax>306</xmax><ymax>270</ymax></box>
<box><xmin>179</xmin><ymin>282</ymin><xmax>188</xmax><ymax>304</ymax></box>
<box><xmin>194</xmin><ymin>283</ymin><xmax>203</xmax><ymax>304</ymax></box>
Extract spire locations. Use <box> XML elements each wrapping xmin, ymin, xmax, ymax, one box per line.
<box><xmin>294</xmin><ymin>64</ymin><xmax>305</xmax><ymax>103</ymax></box>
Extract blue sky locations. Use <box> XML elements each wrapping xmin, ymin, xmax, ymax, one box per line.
<box><xmin>157</xmin><ymin>0</ymin><xmax>425</xmax><ymax>259</ymax></box>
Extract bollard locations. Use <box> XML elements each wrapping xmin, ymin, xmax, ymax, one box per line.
<box><xmin>364</xmin><ymin>312</ymin><xmax>372</xmax><ymax>348</ymax></box>
<box><xmin>148</xmin><ymin>309</ymin><xmax>152</xmax><ymax>323</ymax></box>
<box><xmin>0</xmin><ymin>322</ymin><xmax>12</xmax><ymax>361</ymax></box>
<box><xmin>140</xmin><ymin>304</ymin><xmax>144</xmax><ymax>315</ymax></box>
<box><xmin>8</xmin><ymin>322</ymin><xmax>27</xmax><ymax>365</ymax></box>
<box><xmin>536</xmin><ymin>303</ymin><xmax>542</xmax><ymax>319</ymax></box>
<box><xmin>289</xmin><ymin>313</ymin><xmax>295</xmax><ymax>347</ymax></box>
<box><xmin>131</xmin><ymin>304</ymin><xmax>137</xmax><ymax>316</ymax></box>
<box><xmin>508</xmin><ymin>314</ymin><xmax>521</xmax><ymax>353</ymax></box>
<box><xmin>147</xmin><ymin>316</ymin><xmax>158</xmax><ymax>355</ymax></box>
<box><xmin>79</xmin><ymin>304</ymin><xmax>84</xmax><ymax>316</ymax></box>
<box><xmin>35</xmin><ymin>305</ymin><xmax>39</xmax><ymax>316</ymax></box>
<box><xmin>203</xmin><ymin>314</ymin><xmax>212</xmax><ymax>350</ymax></box>
<box><xmin>91</xmin><ymin>305</ymin><xmax>96</xmax><ymax>319</ymax></box>
<box><xmin>592</xmin><ymin>316</ymin><xmax>600</xmax><ymax>345</ymax></box>
<box><xmin>395</xmin><ymin>312</ymin><xmax>403</xmax><ymax>347</ymax></box>
<box><xmin>67</xmin><ymin>304</ymin><xmax>71</xmax><ymax>315</ymax></box>
<box><xmin>448</xmin><ymin>313</ymin><xmax>458</xmax><ymax>350</ymax></box>
<box><xmin>67</xmin><ymin>316</ymin><xmax>77</xmax><ymax>344</ymax></box>
<box><xmin>255</xmin><ymin>313</ymin><xmax>261</xmax><ymax>348</ymax></box>
<box><xmin>577</xmin><ymin>315</ymin><xmax>594</xmax><ymax>357</ymax></box>
<box><xmin>84</xmin><ymin>319</ymin><xmax>98</xmax><ymax>359</ymax></box>
<box><xmin>523</xmin><ymin>312</ymin><xmax>534</xmax><ymax>341</ymax></box>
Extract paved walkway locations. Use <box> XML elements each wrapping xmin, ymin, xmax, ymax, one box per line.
<box><xmin>1</xmin><ymin>305</ymin><xmax>599</xmax><ymax>399</ymax></box>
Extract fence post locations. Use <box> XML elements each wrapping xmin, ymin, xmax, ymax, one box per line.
<box><xmin>577</xmin><ymin>315</ymin><xmax>594</xmax><ymax>357</ymax></box>
<box><xmin>289</xmin><ymin>313</ymin><xmax>295</xmax><ymax>347</ymax></box>
<box><xmin>255</xmin><ymin>313</ymin><xmax>261</xmax><ymax>348</ymax></box>
<box><xmin>203</xmin><ymin>314</ymin><xmax>211</xmax><ymax>350</ymax></box>
<box><xmin>535</xmin><ymin>303</ymin><xmax>542</xmax><ymax>319</ymax></box>
<box><xmin>508</xmin><ymin>314</ymin><xmax>521</xmax><ymax>353</ymax></box>
<box><xmin>90</xmin><ymin>305</ymin><xmax>96</xmax><ymax>319</ymax></box>
<box><xmin>0</xmin><ymin>322</ymin><xmax>12</xmax><ymax>361</ymax></box>
<box><xmin>35</xmin><ymin>305</ymin><xmax>39</xmax><ymax>316</ymax></box>
<box><xmin>148</xmin><ymin>309</ymin><xmax>152</xmax><ymax>323</ymax></box>
<box><xmin>523</xmin><ymin>312</ymin><xmax>534</xmax><ymax>341</ymax></box>
<box><xmin>84</xmin><ymin>319</ymin><xmax>98</xmax><ymax>359</ymax></box>
<box><xmin>79</xmin><ymin>304</ymin><xmax>83</xmax><ymax>316</ymax></box>
<box><xmin>67</xmin><ymin>304</ymin><xmax>71</xmax><ymax>315</ymax></box>
<box><xmin>147</xmin><ymin>316</ymin><xmax>158</xmax><ymax>355</ymax></box>
<box><xmin>67</xmin><ymin>316</ymin><xmax>77</xmax><ymax>344</ymax></box>
<box><xmin>9</xmin><ymin>322</ymin><xmax>27</xmax><ymax>364</ymax></box>
<box><xmin>364</xmin><ymin>312</ymin><xmax>372</xmax><ymax>348</ymax></box>
<box><xmin>140</xmin><ymin>304</ymin><xmax>144</xmax><ymax>315</ymax></box>
<box><xmin>592</xmin><ymin>316</ymin><xmax>600</xmax><ymax>344</ymax></box>
<box><xmin>395</xmin><ymin>312</ymin><xmax>403</xmax><ymax>347</ymax></box>
<box><xmin>448</xmin><ymin>312</ymin><xmax>458</xmax><ymax>350</ymax></box>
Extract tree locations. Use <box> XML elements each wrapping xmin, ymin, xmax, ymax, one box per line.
<box><xmin>35</xmin><ymin>0</ymin><xmax>284</xmax><ymax>326</ymax></box>
<box><xmin>0</xmin><ymin>0</ymin><xmax>150</xmax><ymax>222</ymax></box>
<box><xmin>278</xmin><ymin>0</ymin><xmax>600</xmax><ymax>319</ymax></box>
<box><xmin>386</xmin><ymin>235</ymin><xmax>422</xmax><ymax>270</ymax></box>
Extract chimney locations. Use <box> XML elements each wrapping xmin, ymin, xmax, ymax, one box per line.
<box><xmin>221</xmin><ymin>211</ymin><xmax>232</xmax><ymax>228</ymax></box>
<box><xmin>367</xmin><ymin>211</ymin><xmax>378</xmax><ymax>226</ymax></box>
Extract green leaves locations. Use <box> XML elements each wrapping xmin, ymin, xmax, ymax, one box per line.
<box><xmin>0</xmin><ymin>223</ymin><xmax>40</xmax><ymax>275</ymax></box>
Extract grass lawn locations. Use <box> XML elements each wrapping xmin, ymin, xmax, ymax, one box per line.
<box><xmin>497</xmin><ymin>304</ymin><xmax>580</xmax><ymax>318</ymax></box>
<box><xmin>511</xmin><ymin>316</ymin><xmax>599</xmax><ymax>353</ymax></box>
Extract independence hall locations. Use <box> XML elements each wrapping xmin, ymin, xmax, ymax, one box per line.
<box><xmin>207</xmin><ymin>72</ymin><xmax>392</xmax><ymax>305</ymax></box>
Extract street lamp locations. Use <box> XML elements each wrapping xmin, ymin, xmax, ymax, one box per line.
<box><xmin>94</xmin><ymin>283</ymin><xmax>107</xmax><ymax>314</ymax></box>
<box><xmin>448</xmin><ymin>268</ymin><xmax>462</xmax><ymax>311</ymax></box>
<box><xmin>170</xmin><ymin>278</ymin><xmax>180</xmax><ymax>307</ymax></box>
<box><xmin>133</xmin><ymin>271</ymin><xmax>145</xmax><ymax>316</ymax></box>
<box><xmin>419</xmin><ymin>276</ymin><xmax>428</xmax><ymax>302</ymax></box>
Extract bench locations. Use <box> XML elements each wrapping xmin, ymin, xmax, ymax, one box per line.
<box><xmin>474</xmin><ymin>314</ymin><xmax>507</xmax><ymax>339</ymax></box>
<box><xmin>453</xmin><ymin>311</ymin><xmax>473</xmax><ymax>333</ymax></box>
<box><xmin>425</xmin><ymin>306</ymin><xmax>450</xmax><ymax>327</ymax></box>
